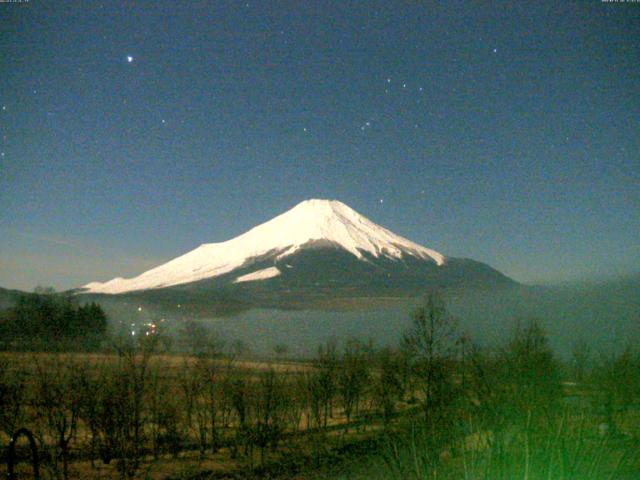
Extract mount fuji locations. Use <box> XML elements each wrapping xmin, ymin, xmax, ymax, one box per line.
<box><xmin>80</xmin><ymin>199</ymin><xmax>514</xmax><ymax>313</ymax></box>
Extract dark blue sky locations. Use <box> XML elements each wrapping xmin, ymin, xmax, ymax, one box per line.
<box><xmin>1</xmin><ymin>1</ymin><xmax>638</xmax><ymax>290</ymax></box>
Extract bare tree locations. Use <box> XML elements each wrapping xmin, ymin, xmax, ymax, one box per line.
<box><xmin>193</xmin><ymin>356</ymin><xmax>222</xmax><ymax>453</ymax></box>
<box><xmin>32</xmin><ymin>357</ymin><xmax>82</xmax><ymax>480</ymax></box>
<box><xmin>226</xmin><ymin>373</ymin><xmax>251</xmax><ymax>460</ymax></box>
<box><xmin>501</xmin><ymin>319</ymin><xmax>561</xmax><ymax>427</ymax></box>
<box><xmin>75</xmin><ymin>360</ymin><xmax>104</xmax><ymax>468</ymax></box>
<box><xmin>338</xmin><ymin>339</ymin><xmax>369</xmax><ymax>427</ymax></box>
<box><xmin>148</xmin><ymin>364</ymin><xmax>183</xmax><ymax>459</ymax></box>
<box><xmin>252</xmin><ymin>368</ymin><xmax>289</xmax><ymax>466</ymax></box>
<box><xmin>316</xmin><ymin>338</ymin><xmax>338</xmax><ymax>425</ymax></box>
<box><xmin>0</xmin><ymin>360</ymin><xmax>27</xmax><ymax>445</ymax></box>
<box><xmin>403</xmin><ymin>293</ymin><xmax>458</xmax><ymax>419</ymax></box>
<box><xmin>93</xmin><ymin>333</ymin><xmax>158</xmax><ymax>479</ymax></box>
<box><xmin>179</xmin><ymin>360</ymin><xmax>209</xmax><ymax>457</ymax></box>
<box><xmin>371</xmin><ymin>347</ymin><xmax>404</xmax><ymax>424</ymax></box>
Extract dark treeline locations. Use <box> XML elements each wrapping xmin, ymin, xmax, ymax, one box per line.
<box><xmin>0</xmin><ymin>288</ymin><xmax>108</xmax><ymax>351</ymax></box>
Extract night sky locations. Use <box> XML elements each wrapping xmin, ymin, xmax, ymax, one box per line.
<box><xmin>1</xmin><ymin>1</ymin><xmax>638</xmax><ymax>290</ymax></box>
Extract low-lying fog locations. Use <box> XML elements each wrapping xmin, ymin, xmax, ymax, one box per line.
<box><xmin>105</xmin><ymin>275</ymin><xmax>639</xmax><ymax>358</ymax></box>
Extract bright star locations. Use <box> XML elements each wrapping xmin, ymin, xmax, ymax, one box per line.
<box><xmin>127</xmin><ymin>55</ymin><xmax>134</xmax><ymax>63</ymax></box>
<box><xmin>493</xmin><ymin>48</ymin><xmax>497</xmax><ymax>53</ymax></box>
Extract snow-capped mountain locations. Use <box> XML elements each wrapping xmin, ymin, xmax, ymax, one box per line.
<box><xmin>83</xmin><ymin>199</ymin><xmax>446</xmax><ymax>294</ymax></box>
<box><xmin>80</xmin><ymin>199</ymin><xmax>514</xmax><ymax>312</ymax></box>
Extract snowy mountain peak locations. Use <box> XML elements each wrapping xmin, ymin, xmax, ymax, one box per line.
<box><xmin>82</xmin><ymin>199</ymin><xmax>446</xmax><ymax>294</ymax></box>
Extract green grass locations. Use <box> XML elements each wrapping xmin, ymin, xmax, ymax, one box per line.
<box><xmin>324</xmin><ymin>410</ymin><xmax>640</xmax><ymax>480</ymax></box>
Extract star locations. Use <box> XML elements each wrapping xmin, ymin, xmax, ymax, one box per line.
<box><xmin>127</xmin><ymin>55</ymin><xmax>134</xmax><ymax>63</ymax></box>
<box><xmin>492</xmin><ymin>48</ymin><xmax>498</xmax><ymax>53</ymax></box>
<box><xmin>1</xmin><ymin>106</ymin><xmax>6</xmax><ymax>111</ymax></box>
<box><xmin>161</xmin><ymin>119</ymin><xmax>166</xmax><ymax>125</ymax></box>
<box><xmin>303</xmin><ymin>127</ymin><xmax>308</xmax><ymax>132</ymax></box>
<box><xmin>379</xmin><ymin>198</ymin><xmax>384</xmax><ymax>204</ymax></box>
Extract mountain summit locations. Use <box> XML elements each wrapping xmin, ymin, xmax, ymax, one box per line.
<box><xmin>81</xmin><ymin>199</ymin><xmax>514</xmax><ymax>313</ymax></box>
<box><xmin>83</xmin><ymin>199</ymin><xmax>446</xmax><ymax>294</ymax></box>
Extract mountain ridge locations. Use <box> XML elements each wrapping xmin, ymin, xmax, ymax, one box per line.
<box><xmin>78</xmin><ymin>199</ymin><xmax>515</xmax><ymax>314</ymax></box>
<box><xmin>82</xmin><ymin>199</ymin><xmax>448</xmax><ymax>294</ymax></box>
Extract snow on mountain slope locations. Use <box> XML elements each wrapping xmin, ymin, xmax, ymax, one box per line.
<box><xmin>82</xmin><ymin>199</ymin><xmax>446</xmax><ymax>294</ymax></box>
<box><xmin>233</xmin><ymin>266</ymin><xmax>281</xmax><ymax>284</ymax></box>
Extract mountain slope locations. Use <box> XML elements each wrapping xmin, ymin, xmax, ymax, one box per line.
<box><xmin>83</xmin><ymin>199</ymin><xmax>446</xmax><ymax>294</ymax></box>
<box><xmin>80</xmin><ymin>199</ymin><xmax>515</xmax><ymax>313</ymax></box>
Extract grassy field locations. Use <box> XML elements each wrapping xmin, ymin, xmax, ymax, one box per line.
<box><xmin>0</xmin><ymin>348</ymin><xmax>415</xmax><ymax>479</ymax></box>
<box><xmin>3</xmin><ymin>350</ymin><xmax>640</xmax><ymax>479</ymax></box>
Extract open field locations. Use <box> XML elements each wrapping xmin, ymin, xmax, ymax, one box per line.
<box><xmin>0</xmin><ymin>346</ymin><xmax>416</xmax><ymax>479</ymax></box>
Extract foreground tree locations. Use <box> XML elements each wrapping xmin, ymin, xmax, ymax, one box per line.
<box><xmin>501</xmin><ymin>319</ymin><xmax>561</xmax><ymax>427</ymax></box>
<box><xmin>401</xmin><ymin>292</ymin><xmax>462</xmax><ymax>460</ymax></box>
<box><xmin>371</xmin><ymin>348</ymin><xmax>404</xmax><ymax>424</ymax></box>
<box><xmin>315</xmin><ymin>339</ymin><xmax>339</xmax><ymax>426</ymax></box>
<box><xmin>92</xmin><ymin>334</ymin><xmax>158</xmax><ymax>479</ymax></box>
<box><xmin>403</xmin><ymin>293</ymin><xmax>458</xmax><ymax>419</ymax></box>
<box><xmin>591</xmin><ymin>346</ymin><xmax>640</xmax><ymax>436</ymax></box>
<box><xmin>0</xmin><ymin>360</ymin><xmax>27</xmax><ymax>447</ymax></box>
<box><xmin>32</xmin><ymin>358</ymin><xmax>82</xmax><ymax>480</ymax></box>
<box><xmin>338</xmin><ymin>339</ymin><xmax>370</xmax><ymax>426</ymax></box>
